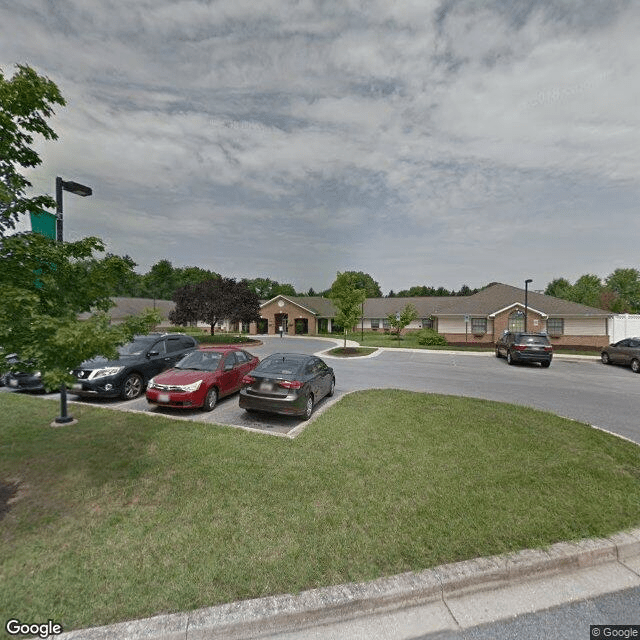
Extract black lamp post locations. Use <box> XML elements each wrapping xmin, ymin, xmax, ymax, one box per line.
<box><xmin>524</xmin><ymin>279</ymin><xmax>533</xmax><ymax>332</ymax></box>
<box><xmin>56</xmin><ymin>177</ymin><xmax>92</xmax><ymax>243</ymax></box>
<box><xmin>54</xmin><ymin>177</ymin><xmax>92</xmax><ymax>425</ymax></box>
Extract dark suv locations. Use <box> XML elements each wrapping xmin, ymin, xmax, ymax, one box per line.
<box><xmin>495</xmin><ymin>332</ymin><xmax>553</xmax><ymax>367</ymax></box>
<box><xmin>71</xmin><ymin>333</ymin><xmax>198</xmax><ymax>400</ymax></box>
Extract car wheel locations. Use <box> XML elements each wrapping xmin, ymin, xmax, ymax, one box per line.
<box><xmin>601</xmin><ymin>352</ymin><xmax>610</xmax><ymax>365</ymax></box>
<box><xmin>327</xmin><ymin>377</ymin><xmax>335</xmax><ymax>397</ymax></box>
<box><xmin>541</xmin><ymin>361</ymin><xmax>551</xmax><ymax>368</ymax></box>
<box><xmin>121</xmin><ymin>373</ymin><xmax>143</xmax><ymax>400</ymax></box>
<box><xmin>303</xmin><ymin>394</ymin><xmax>314</xmax><ymax>420</ymax></box>
<box><xmin>495</xmin><ymin>347</ymin><xmax>501</xmax><ymax>358</ymax></box>
<box><xmin>632</xmin><ymin>359</ymin><xmax>640</xmax><ymax>374</ymax></box>
<box><xmin>202</xmin><ymin>387</ymin><xmax>218</xmax><ymax>411</ymax></box>
<box><xmin>506</xmin><ymin>351</ymin><xmax>514</xmax><ymax>365</ymax></box>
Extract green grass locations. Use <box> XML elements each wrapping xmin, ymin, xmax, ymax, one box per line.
<box><xmin>1</xmin><ymin>391</ymin><xmax>639</xmax><ymax>636</ymax></box>
<box><xmin>327</xmin><ymin>347</ymin><xmax>378</xmax><ymax>357</ymax></box>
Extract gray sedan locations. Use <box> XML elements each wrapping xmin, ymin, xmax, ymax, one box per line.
<box><xmin>239</xmin><ymin>353</ymin><xmax>335</xmax><ymax>420</ymax></box>
<box><xmin>601</xmin><ymin>337</ymin><xmax>640</xmax><ymax>372</ymax></box>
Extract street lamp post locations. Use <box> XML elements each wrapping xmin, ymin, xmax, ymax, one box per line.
<box><xmin>524</xmin><ymin>279</ymin><xmax>533</xmax><ymax>332</ymax></box>
<box><xmin>54</xmin><ymin>177</ymin><xmax>92</xmax><ymax>425</ymax></box>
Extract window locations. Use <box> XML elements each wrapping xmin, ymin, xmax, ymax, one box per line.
<box><xmin>508</xmin><ymin>310</ymin><xmax>525</xmax><ymax>333</ymax></box>
<box><xmin>471</xmin><ymin>318</ymin><xmax>487</xmax><ymax>335</ymax></box>
<box><xmin>370</xmin><ymin>318</ymin><xmax>379</xmax><ymax>330</ymax></box>
<box><xmin>547</xmin><ymin>318</ymin><xmax>564</xmax><ymax>336</ymax></box>
<box><xmin>421</xmin><ymin>317</ymin><xmax>433</xmax><ymax>329</ymax></box>
<box><xmin>382</xmin><ymin>318</ymin><xmax>390</xmax><ymax>329</ymax></box>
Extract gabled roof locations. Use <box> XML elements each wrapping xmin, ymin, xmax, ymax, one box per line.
<box><xmin>260</xmin><ymin>295</ymin><xmax>337</xmax><ymax>317</ymax></box>
<box><xmin>78</xmin><ymin>297</ymin><xmax>174</xmax><ymax>321</ymax></box>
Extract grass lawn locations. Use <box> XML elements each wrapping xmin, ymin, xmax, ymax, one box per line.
<box><xmin>1</xmin><ymin>390</ymin><xmax>639</xmax><ymax>635</ymax></box>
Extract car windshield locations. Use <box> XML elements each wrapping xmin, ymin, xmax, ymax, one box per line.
<box><xmin>257</xmin><ymin>356</ymin><xmax>305</xmax><ymax>376</ymax></box>
<box><xmin>117</xmin><ymin>337</ymin><xmax>156</xmax><ymax>356</ymax></box>
<box><xmin>175</xmin><ymin>350</ymin><xmax>222</xmax><ymax>371</ymax></box>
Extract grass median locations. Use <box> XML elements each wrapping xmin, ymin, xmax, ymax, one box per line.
<box><xmin>1</xmin><ymin>390</ymin><xmax>639</xmax><ymax>635</ymax></box>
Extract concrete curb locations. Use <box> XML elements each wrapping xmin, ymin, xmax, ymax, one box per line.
<box><xmin>52</xmin><ymin>528</ymin><xmax>640</xmax><ymax>640</ymax></box>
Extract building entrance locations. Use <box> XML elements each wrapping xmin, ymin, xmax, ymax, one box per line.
<box><xmin>274</xmin><ymin>313</ymin><xmax>288</xmax><ymax>335</ymax></box>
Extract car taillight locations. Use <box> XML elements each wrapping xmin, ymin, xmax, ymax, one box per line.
<box><xmin>278</xmin><ymin>380</ymin><xmax>303</xmax><ymax>389</ymax></box>
<box><xmin>544</xmin><ymin>346</ymin><xmax>553</xmax><ymax>351</ymax></box>
<box><xmin>513</xmin><ymin>345</ymin><xmax>527</xmax><ymax>351</ymax></box>
<box><xmin>242</xmin><ymin>375</ymin><xmax>256</xmax><ymax>385</ymax></box>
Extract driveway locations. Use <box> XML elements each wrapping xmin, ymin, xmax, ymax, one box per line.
<box><xmin>5</xmin><ymin>336</ymin><xmax>640</xmax><ymax>444</ymax></box>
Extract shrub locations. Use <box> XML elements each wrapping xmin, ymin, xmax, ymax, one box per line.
<box><xmin>416</xmin><ymin>329</ymin><xmax>448</xmax><ymax>346</ymax></box>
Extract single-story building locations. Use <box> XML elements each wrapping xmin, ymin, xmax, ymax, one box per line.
<box><xmin>252</xmin><ymin>283</ymin><xmax>612</xmax><ymax>349</ymax></box>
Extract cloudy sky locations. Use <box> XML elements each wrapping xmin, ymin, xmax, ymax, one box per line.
<box><xmin>1</xmin><ymin>0</ymin><xmax>639</xmax><ymax>294</ymax></box>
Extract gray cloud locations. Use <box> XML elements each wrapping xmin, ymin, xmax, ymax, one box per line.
<box><xmin>1</xmin><ymin>0</ymin><xmax>639</xmax><ymax>293</ymax></box>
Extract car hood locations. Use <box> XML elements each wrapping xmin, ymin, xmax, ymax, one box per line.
<box><xmin>77</xmin><ymin>355</ymin><xmax>140</xmax><ymax>369</ymax></box>
<box><xmin>152</xmin><ymin>369</ymin><xmax>214</xmax><ymax>384</ymax></box>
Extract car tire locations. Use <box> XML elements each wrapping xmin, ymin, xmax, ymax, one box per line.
<box><xmin>506</xmin><ymin>351</ymin><xmax>514</xmax><ymax>365</ymax></box>
<box><xmin>632</xmin><ymin>359</ymin><xmax>640</xmax><ymax>374</ymax></box>
<box><xmin>327</xmin><ymin>377</ymin><xmax>335</xmax><ymax>397</ymax></box>
<box><xmin>495</xmin><ymin>348</ymin><xmax>501</xmax><ymax>358</ymax></box>
<box><xmin>303</xmin><ymin>394</ymin><xmax>314</xmax><ymax>420</ymax></box>
<box><xmin>121</xmin><ymin>373</ymin><xmax>143</xmax><ymax>400</ymax></box>
<box><xmin>601</xmin><ymin>352</ymin><xmax>611</xmax><ymax>364</ymax></box>
<box><xmin>541</xmin><ymin>361</ymin><xmax>551</xmax><ymax>368</ymax></box>
<box><xmin>202</xmin><ymin>387</ymin><xmax>218</xmax><ymax>411</ymax></box>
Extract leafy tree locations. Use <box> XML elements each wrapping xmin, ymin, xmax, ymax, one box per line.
<box><xmin>545</xmin><ymin>278</ymin><xmax>573</xmax><ymax>300</ymax></box>
<box><xmin>569</xmin><ymin>274</ymin><xmax>603</xmax><ymax>308</ymax></box>
<box><xmin>0</xmin><ymin>233</ymin><xmax>160</xmax><ymax>391</ymax></box>
<box><xmin>242</xmin><ymin>277</ymin><xmax>296</xmax><ymax>299</ymax></box>
<box><xmin>339</xmin><ymin>271</ymin><xmax>382</xmax><ymax>297</ymax></box>
<box><xmin>605</xmin><ymin>268</ymin><xmax>640</xmax><ymax>313</ymax></box>
<box><xmin>387</xmin><ymin>303</ymin><xmax>418</xmax><ymax>340</ymax></box>
<box><xmin>170</xmin><ymin>277</ymin><xmax>260</xmax><ymax>335</ymax></box>
<box><xmin>328</xmin><ymin>271</ymin><xmax>366</xmax><ymax>348</ymax></box>
<box><xmin>1</xmin><ymin>64</ymin><xmax>66</xmax><ymax>236</ymax></box>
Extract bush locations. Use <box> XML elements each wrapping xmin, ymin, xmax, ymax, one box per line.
<box><xmin>416</xmin><ymin>329</ymin><xmax>448</xmax><ymax>346</ymax></box>
<box><xmin>197</xmin><ymin>334</ymin><xmax>258</xmax><ymax>345</ymax></box>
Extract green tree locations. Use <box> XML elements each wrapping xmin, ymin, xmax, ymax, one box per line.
<box><xmin>605</xmin><ymin>268</ymin><xmax>640</xmax><ymax>313</ymax></box>
<box><xmin>387</xmin><ymin>303</ymin><xmax>418</xmax><ymax>341</ymax></box>
<box><xmin>545</xmin><ymin>278</ymin><xmax>573</xmax><ymax>300</ymax></box>
<box><xmin>1</xmin><ymin>64</ymin><xmax>65</xmax><ymax>236</ymax></box>
<box><xmin>0</xmin><ymin>233</ymin><xmax>159</xmax><ymax>392</ymax></box>
<box><xmin>569</xmin><ymin>274</ymin><xmax>603</xmax><ymax>308</ymax></box>
<box><xmin>328</xmin><ymin>271</ymin><xmax>366</xmax><ymax>348</ymax></box>
<box><xmin>339</xmin><ymin>271</ymin><xmax>382</xmax><ymax>297</ymax></box>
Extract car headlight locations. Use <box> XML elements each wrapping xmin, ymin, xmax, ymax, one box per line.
<box><xmin>177</xmin><ymin>380</ymin><xmax>203</xmax><ymax>392</ymax></box>
<box><xmin>87</xmin><ymin>366</ymin><xmax>124</xmax><ymax>380</ymax></box>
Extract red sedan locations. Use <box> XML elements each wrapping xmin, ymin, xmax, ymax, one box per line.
<box><xmin>146</xmin><ymin>347</ymin><xmax>259</xmax><ymax>411</ymax></box>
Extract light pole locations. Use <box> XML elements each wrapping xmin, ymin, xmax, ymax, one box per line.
<box><xmin>54</xmin><ymin>177</ymin><xmax>92</xmax><ymax>425</ymax></box>
<box><xmin>56</xmin><ymin>177</ymin><xmax>92</xmax><ymax>243</ymax></box>
<box><xmin>524</xmin><ymin>279</ymin><xmax>533</xmax><ymax>332</ymax></box>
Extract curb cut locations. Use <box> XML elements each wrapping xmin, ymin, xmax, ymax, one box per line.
<box><xmin>53</xmin><ymin>528</ymin><xmax>640</xmax><ymax>639</ymax></box>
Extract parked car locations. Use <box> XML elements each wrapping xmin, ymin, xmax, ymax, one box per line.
<box><xmin>71</xmin><ymin>333</ymin><xmax>198</xmax><ymax>400</ymax></box>
<box><xmin>239</xmin><ymin>353</ymin><xmax>335</xmax><ymax>419</ymax></box>
<box><xmin>495</xmin><ymin>331</ymin><xmax>553</xmax><ymax>367</ymax></box>
<box><xmin>146</xmin><ymin>347</ymin><xmax>259</xmax><ymax>411</ymax></box>
<box><xmin>3</xmin><ymin>353</ymin><xmax>46</xmax><ymax>392</ymax></box>
<box><xmin>601</xmin><ymin>337</ymin><xmax>640</xmax><ymax>372</ymax></box>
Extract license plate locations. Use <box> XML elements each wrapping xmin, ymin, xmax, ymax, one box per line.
<box><xmin>72</xmin><ymin>383</ymin><xmax>82</xmax><ymax>390</ymax></box>
<box><xmin>158</xmin><ymin>393</ymin><xmax>170</xmax><ymax>403</ymax></box>
<box><xmin>259</xmin><ymin>382</ymin><xmax>274</xmax><ymax>392</ymax></box>
<box><xmin>8</xmin><ymin>379</ymin><xmax>17</xmax><ymax>387</ymax></box>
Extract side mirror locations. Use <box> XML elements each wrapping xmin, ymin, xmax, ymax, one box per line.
<box><xmin>147</xmin><ymin>350</ymin><xmax>160</xmax><ymax>358</ymax></box>
<box><xmin>224</xmin><ymin>363</ymin><xmax>234</xmax><ymax>371</ymax></box>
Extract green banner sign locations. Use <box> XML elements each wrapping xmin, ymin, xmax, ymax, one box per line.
<box><xmin>30</xmin><ymin>210</ymin><xmax>57</xmax><ymax>239</ymax></box>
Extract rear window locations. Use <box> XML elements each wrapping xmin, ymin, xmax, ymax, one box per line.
<box><xmin>257</xmin><ymin>355</ymin><xmax>306</xmax><ymax>376</ymax></box>
<box><xmin>518</xmin><ymin>334</ymin><xmax>550</xmax><ymax>345</ymax></box>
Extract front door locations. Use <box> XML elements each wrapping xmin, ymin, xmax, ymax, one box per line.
<box><xmin>275</xmin><ymin>313</ymin><xmax>288</xmax><ymax>334</ymax></box>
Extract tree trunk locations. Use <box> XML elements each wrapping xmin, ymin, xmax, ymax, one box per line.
<box><xmin>210</xmin><ymin>323</ymin><xmax>215</xmax><ymax>335</ymax></box>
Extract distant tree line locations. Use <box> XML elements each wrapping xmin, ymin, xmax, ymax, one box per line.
<box><xmin>545</xmin><ymin>268</ymin><xmax>640</xmax><ymax>313</ymax></box>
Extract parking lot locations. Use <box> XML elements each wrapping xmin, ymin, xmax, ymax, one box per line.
<box><xmin>3</xmin><ymin>335</ymin><xmax>640</xmax><ymax>444</ymax></box>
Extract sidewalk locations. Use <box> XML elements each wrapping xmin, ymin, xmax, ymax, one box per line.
<box><xmin>55</xmin><ymin>529</ymin><xmax>640</xmax><ymax>639</ymax></box>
